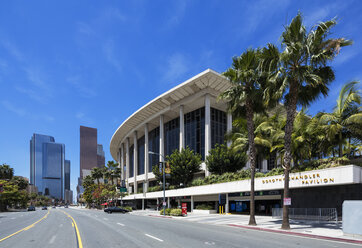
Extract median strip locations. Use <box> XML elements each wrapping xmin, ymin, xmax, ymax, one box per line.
<box><xmin>0</xmin><ymin>210</ymin><xmax>50</xmax><ymax>242</ymax></box>
<box><xmin>60</xmin><ymin>210</ymin><xmax>83</xmax><ymax>248</ymax></box>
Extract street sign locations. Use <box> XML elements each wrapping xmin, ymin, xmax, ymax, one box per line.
<box><xmin>120</xmin><ymin>187</ymin><xmax>127</xmax><ymax>193</ymax></box>
<box><xmin>162</xmin><ymin>201</ymin><xmax>167</xmax><ymax>206</ymax></box>
<box><xmin>164</xmin><ymin>162</ymin><xmax>171</xmax><ymax>174</ymax></box>
<box><xmin>283</xmin><ymin>197</ymin><xmax>291</xmax><ymax>206</ymax></box>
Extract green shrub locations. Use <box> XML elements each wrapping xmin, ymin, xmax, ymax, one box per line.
<box><xmin>148</xmin><ymin>185</ymin><xmax>161</xmax><ymax>192</ymax></box>
<box><xmin>195</xmin><ymin>204</ymin><xmax>213</xmax><ymax>210</ymax></box>
<box><xmin>170</xmin><ymin>208</ymin><xmax>182</xmax><ymax>216</ymax></box>
<box><xmin>123</xmin><ymin>206</ymin><xmax>132</xmax><ymax>212</ymax></box>
<box><xmin>159</xmin><ymin>208</ymin><xmax>172</xmax><ymax>215</ymax></box>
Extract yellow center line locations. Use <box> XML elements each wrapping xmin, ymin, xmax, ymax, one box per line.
<box><xmin>0</xmin><ymin>210</ymin><xmax>50</xmax><ymax>242</ymax></box>
<box><xmin>59</xmin><ymin>210</ymin><xmax>83</xmax><ymax>248</ymax></box>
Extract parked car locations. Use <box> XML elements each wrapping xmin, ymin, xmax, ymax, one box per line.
<box><xmin>64</xmin><ymin>205</ymin><xmax>68</xmax><ymax>208</ymax></box>
<box><xmin>27</xmin><ymin>206</ymin><xmax>36</xmax><ymax>211</ymax></box>
<box><xmin>42</xmin><ymin>206</ymin><xmax>47</xmax><ymax>210</ymax></box>
<box><xmin>104</xmin><ymin>206</ymin><xmax>129</xmax><ymax>214</ymax></box>
<box><xmin>52</xmin><ymin>206</ymin><xmax>56</xmax><ymax>209</ymax></box>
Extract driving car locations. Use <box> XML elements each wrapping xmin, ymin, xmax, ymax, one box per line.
<box><xmin>52</xmin><ymin>206</ymin><xmax>56</xmax><ymax>209</ymax></box>
<box><xmin>42</xmin><ymin>206</ymin><xmax>47</xmax><ymax>210</ymax></box>
<box><xmin>27</xmin><ymin>206</ymin><xmax>36</xmax><ymax>211</ymax></box>
<box><xmin>104</xmin><ymin>206</ymin><xmax>129</xmax><ymax>214</ymax></box>
<box><xmin>64</xmin><ymin>205</ymin><xmax>68</xmax><ymax>208</ymax></box>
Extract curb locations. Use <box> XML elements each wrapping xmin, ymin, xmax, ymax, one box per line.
<box><xmin>148</xmin><ymin>214</ymin><xmax>173</xmax><ymax>219</ymax></box>
<box><xmin>228</xmin><ymin>224</ymin><xmax>362</xmax><ymax>245</ymax></box>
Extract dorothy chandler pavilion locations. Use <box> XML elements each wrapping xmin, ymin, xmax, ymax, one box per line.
<box><xmin>110</xmin><ymin>69</ymin><xmax>362</xmax><ymax>215</ymax></box>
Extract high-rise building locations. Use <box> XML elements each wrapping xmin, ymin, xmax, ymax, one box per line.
<box><xmin>80</xmin><ymin>126</ymin><xmax>98</xmax><ymax>178</ymax></box>
<box><xmin>65</xmin><ymin>160</ymin><xmax>71</xmax><ymax>191</ymax></box>
<box><xmin>77</xmin><ymin>126</ymin><xmax>105</xmax><ymax>202</ymax></box>
<box><xmin>30</xmin><ymin>133</ymin><xmax>69</xmax><ymax>200</ymax></box>
<box><xmin>97</xmin><ymin>144</ymin><xmax>105</xmax><ymax>167</ymax></box>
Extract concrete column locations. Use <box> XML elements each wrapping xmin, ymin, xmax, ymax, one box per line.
<box><xmin>142</xmin><ymin>199</ymin><xmax>144</xmax><ymax>210</ymax></box>
<box><xmin>179</xmin><ymin>105</ymin><xmax>185</xmax><ymax>151</ymax></box>
<box><xmin>191</xmin><ymin>195</ymin><xmax>194</xmax><ymax>212</ymax></box>
<box><xmin>225</xmin><ymin>194</ymin><xmax>229</xmax><ymax>213</ymax></box>
<box><xmin>125</xmin><ymin>138</ymin><xmax>130</xmax><ymax>189</ymax></box>
<box><xmin>205</xmin><ymin>94</ymin><xmax>211</xmax><ymax>177</ymax></box>
<box><xmin>133</xmin><ymin>131</ymin><xmax>138</xmax><ymax>194</ymax></box>
<box><xmin>227</xmin><ymin>112</ymin><xmax>232</xmax><ymax>147</ymax></box>
<box><xmin>167</xmin><ymin>197</ymin><xmax>170</xmax><ymax>208</ymax></box>
<box><xmin>144</xmin><ymin>124</ymin><xmax>149</xmax><ymax>193</ymax></box>
<box><xmin>159</xmin><ymin>115</ymin><xmax>164</xmax><ymax>162</ymax></box>
<box><xmin>120</xmin><ymin>144</ymin><xmax>124</xmax><ymax>181</ymax></box>
<box><xmin>157</xmin><ymin>198</ymin><xmax>159</xmax><ymax>211</ymax></box>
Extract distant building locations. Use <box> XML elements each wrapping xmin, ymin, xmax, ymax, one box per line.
<box><xmin>65</xmin><ymin>189</ymin><xmax>73</xmax><ymax>204</ymax></box>
<box><xmin>77</xmin><ymin>126</ymin><xmax>105</xmax><ymax>202</ymax></box>
<box><xmin>97</xmin><ymin>144</ymin><xmax>105</xmax><ymax>167</ymax></box>
<box><xmin>30</xmin><ymin>133</ymin><xmax>70</xmax><ymax>201</ymax></box>
<box><xmin>65</xmin><ymin>160</ymin><xmax>71</xmax><ymax>191</ymax></box>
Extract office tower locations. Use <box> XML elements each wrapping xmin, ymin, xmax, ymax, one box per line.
<box><xmin>30</xmin><ymin>133</ymin><xmax>69</xmax><ymax>200</ymax></box>
<box><xmin>80</xmin><ymin>126</ymin><xmax>98</xmax><ymax>178</ymax></box>
<box><xmin>97</xmin><ymin>144</ymin><xmax>105</xmax><ymax>167</ymax></box>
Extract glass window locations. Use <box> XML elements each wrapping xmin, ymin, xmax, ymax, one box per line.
<box><xmin>164</xmin><ymin>117</ymin><xmax>180</xmax><ymax>156</ymax></box>
<box><xmin>137</xmin><ymin>136</ymin><xmax>145</xmax><ymax>175</ymax></box>
<box><xmin>185</xmin><ymin>107</ymin><xmax>205</xmax><ymax>160</ymax></box>
<box><xmin>211</xmin><ymin>108</ymin><xmax>227</xmax><ymax>148</ymax></box>
<box><xmin>129</xmin><ymin>145</ymin><xmax>134</xmax><ymax>177</ymax></box>
<box><xmin>148</xmin><ymin>127</ymin><xmax>160</xmax><ymax>172</ymax></box>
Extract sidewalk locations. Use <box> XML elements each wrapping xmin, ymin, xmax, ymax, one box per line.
<box><xmin>131</xmin><ymin>210</ymin><xmax>362</xmax><ymax>244</ymax></box>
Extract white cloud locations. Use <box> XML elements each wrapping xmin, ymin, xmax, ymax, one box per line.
<box><xmin>2</xmin><ymin>100</ymin><xmax>54</xmax><ymax>122</ymax></box>
<box><xmin>164</xmin><ymin>1</ymin><xmax>187</xmax><ymax>29</ymax></box>
<box><xmin>161</xmin><ymin>53</ymin><xmax>188</xmax><ymax>83</ymax></box>
<box><xmin>77</xmin><ymin>22</ymin><xmax>95</xmax><ymax>35</ymax></box>
<box><xmin>67</xmin><ymin>75</ymin><xmax>97</xmax><ymax>98</ymax></box>
<box><xmin>103</xmin><ymin>40</ymin><xmax>122</xmax><ymax>72</ymax></box>
<box><xmin>1</xmin><ymin>41</ymin><xmax>24</xmax><ymax>61</ymax></box>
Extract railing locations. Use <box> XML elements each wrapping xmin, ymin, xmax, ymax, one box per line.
<box><xmin>272</xmin><ymin>208</ymin><xmax>338</xmax><ymax>223</ymax></box>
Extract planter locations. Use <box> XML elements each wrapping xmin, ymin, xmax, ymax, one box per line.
<box><xmin>192</xmin><ymin>209</ymin><xmax>217</xmax><ymax>214</ymax></box>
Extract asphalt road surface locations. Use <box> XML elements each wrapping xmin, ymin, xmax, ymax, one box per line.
<box><xmin>0</xmin><ymin>207</ymin><xmax>360</xmax><ymax>248</ymax></box>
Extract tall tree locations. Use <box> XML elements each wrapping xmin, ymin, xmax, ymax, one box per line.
<box><xmin>91</xmin><ymin>167</ymin><xmax>104</xmax><ymax>186</ymax></box>
<box><xmin>0</xmin><ymin>164</ymin><xmax>14</xmax><ymax>180</ymax></box>
<box><xmin>320</xmin><ymin>81</ymin><xmax>361</xmax><ymax>157</ymax></box>
<box><xmin>220</xmin><ymin>48</ymin><xmax>267</xmax><ymax>226</ymax></box>
<box><xmin>264</xmin><ymin>13</ymin><xmax>352</xmax><ymax>229</ymax></box>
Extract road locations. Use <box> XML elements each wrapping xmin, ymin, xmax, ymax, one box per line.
<box><xmin>0</xmin><ymin>207</ymin><xmax>360</xmax><ymax>248</ymax></box>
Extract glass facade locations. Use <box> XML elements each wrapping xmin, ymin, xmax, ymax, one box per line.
<box><xmin>137</xmin><ymin>136</ymin><xmax>145</xmax><ymax>175</ymax></box>
<box><xmin>185</xmin><ymin>107</ymin><xmax>205</xmax><ymax>160</ymax></box>
<box><xmin>42</xmin><ymin>142</ymin><xmax>65</xmax><ymax>200</ymax></box>
<box><xmin>211</xmin><ymin>108</ymin><xmax>227</xmax><ymax>148</ymax></box>
<box><xmin>129</xmin><ymin>145</ymin><xmax>134</xmax><ymax>177</ymax></box>
<box><xmin>65</xmin><ymin>160</ymin><xmax>70</xmax><ymax>190</ymax></box>
<box><xmin>164</xmin><ymin>117</ymin><xmax>180</xmax><ymax>156</ymax></box>
<box><xmin>148</xmin><ymin>127</ymin><xmax>159</xmax><ymax>172</ymax></box>
<box><xmin>30</xmin><ymin>134</ymin><xmax>55</xmax><ymax>194</ymax></box>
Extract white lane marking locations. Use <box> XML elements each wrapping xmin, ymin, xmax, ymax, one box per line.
<box><xmin>103</xmin><ymin>218</ymin><xmax>108</xmax><ymax>220</ymax></box>
<box><xmin>49</xmin><ymin>235</ymin><xmax>56</xmax><ymax>244</ymax></box>
<box><xmin>117</xmin><ymin>223</ymin><xmax>125</xmax><ymax>226</ymax></box>
<box><xmin>145</xmin><ymin>234</ymin><xmax>163</xmax><ymax>242</ymax></box>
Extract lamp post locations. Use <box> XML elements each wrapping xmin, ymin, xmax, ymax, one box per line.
<box><xmin>148</xmin><ymin>151</ymin><xmax>166</xmax><ymax>216</ymax></box>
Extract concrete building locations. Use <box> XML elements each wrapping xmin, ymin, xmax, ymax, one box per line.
<box><xmin>30</xmin><ymin>133</ymin><xmax>69</xmax><ymax>200</ymax></box>
<box><xmin>110</xmin><ymin>69</ymin><xmax>362</xmax><ymax>214</ymax></box>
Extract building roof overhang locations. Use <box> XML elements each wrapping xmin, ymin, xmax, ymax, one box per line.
<box><xmin>110</xmin><ymin>69</ymin><xmax>231</xmax><ymax>160</ymax></box>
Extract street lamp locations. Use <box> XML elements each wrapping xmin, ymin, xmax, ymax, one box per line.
<box><xmin>148</xmin><ymin>151</ymin><xmax>166</xmax><ymax>216</ymax></box>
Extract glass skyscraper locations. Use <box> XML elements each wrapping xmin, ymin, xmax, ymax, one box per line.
<box><xmin>30</xmin><ymin>133</ymin><xmax>69</xmax><ymax>200</ymax></box>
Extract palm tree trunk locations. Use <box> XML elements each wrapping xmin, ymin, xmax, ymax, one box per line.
<box><xmin>282</xmin><ymin>81</ymin><xmax>298</xmax><ymax>230</ymax></box>
<box><xmin>339</xmin><ymin>132</ymin><xmax>343</xmax><ymax>157</ymax></box>
<box><xmin>246</xmin><ymin>100</ymin><xmax>256</xmax><ymax>226</ymax></box>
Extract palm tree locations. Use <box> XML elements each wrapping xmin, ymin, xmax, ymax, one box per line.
<box><xmin>91</xmin><ymin>167</ymin><xmax>103</xmax><ymax>187</ymax></box>
<box><xmin>220</xmin><ymin>48</ymin><xmax>268</xmax><ymax>226</ymax></box>
<box><xmin>263</xmin><ymin>13</ymin><xmax>352</xmax><ymax>229</ymax></box>
<box><xmin>320</xmin><ymin>81</ymin><xmax>361</xmax><ymax>157</ymax></box>
<box><xmin>0</xmin><ymin>164</ymin><xmax>14</xmax><ymax>180</ymax></box>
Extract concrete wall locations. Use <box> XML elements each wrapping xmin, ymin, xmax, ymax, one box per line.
<box><xmin>343</xmin><ymin>200</ymin><xmax>362</xmax><ymax>236</ymax></box>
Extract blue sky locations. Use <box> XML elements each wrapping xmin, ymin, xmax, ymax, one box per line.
<box><xmin>1</xmin><ymin>0</ymin><xmax>361</xmax><ymax>196</ymax></box>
